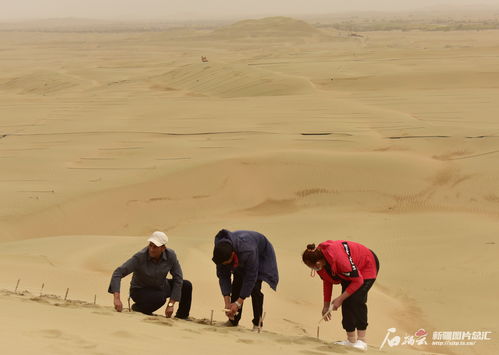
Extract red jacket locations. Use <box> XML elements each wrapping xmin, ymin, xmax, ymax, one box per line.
<box><xmin>316</xmin><ymin>240</ymin><xmax>377</xmax><ymax>302</ymax></box>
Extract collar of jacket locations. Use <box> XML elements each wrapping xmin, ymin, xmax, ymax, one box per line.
<box><xmin>147</xmin><ymin>249</ymin><xmax>169</xmax><ymax>262</ymax></box>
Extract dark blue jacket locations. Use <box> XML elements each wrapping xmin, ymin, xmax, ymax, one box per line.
<box><xmin>215</xmin><ymin>229</ymin><xmax>279</xmax><ymax>298</ymax></box>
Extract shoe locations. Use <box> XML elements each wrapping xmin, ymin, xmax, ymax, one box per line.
<box><xmin>353</xmin><ymin>340</ymin><xmax>368</xmax><ymax>351</ymax></box>
<box><xmin>334</xmin><ymin>340</ymin><xmax>355</xmax><ymax>347</ymax></box>
<box><xmin>131</xmin><ymin>304</ymin><xmax>153</xmax><ymax>315</ymax></box>
<box><xmin>131</xmin><ymin>303</ymin><xmax>143</xmax><ymax>312</ymax></box>
<box><xmin>223</xmin><ymin>320</ymin><xmax>239</xmax><ymax>327</ymax></box>
<box><xmin>252</xmin><ymin>324</ymin><xmax>262</xmax><ymax>332</ymax></box>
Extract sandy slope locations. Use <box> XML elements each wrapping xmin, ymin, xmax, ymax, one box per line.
<box><xmin>2</xmin><ymin>289</ymin><xmax>440</xmax><ymax>355</ymax></box>
<box><xmin>150</xmin><ymin>62</ymin><xmax>316</xmax><ymax>97</ymax></box>
<box><xmin>0</xmin><ymin>17</ymin><xmax>498</xmax><ymax>355</ymax></box>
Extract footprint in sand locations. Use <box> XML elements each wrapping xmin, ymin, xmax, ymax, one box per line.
<box><xmin>38</xmin><ymin>329</ymin><xmax>97</xmax><ymax>350</ymax></box>
<box><xmin>282</xmin><ymin>318</ymin><xmax>309</xmax><ymax>335</ymax></box>
<box><xmin>92</xmin><ymin>310</ymin><xmax>113</xmax><ymax>316</ymax></box>
<box><xmin>40</xmin><ymin>329</ymin><xmax>63</xmax><ymax>339</ymax></box>
<box><xmin>142</xmin><ymin>316</ymin><xmax>173</xmax><ymax>326</ymax></box>
<box><xmin>183</xmin><ymin>328</ymin><xmax>202</xmax><ymax>335</ymax></box>
<box><xmin>275</xmin><ymin>337</ymin><xmax>311</xmax><ymax>345</ymax></box>
<box><xmin>192</xmin><ymin>318</ymin><xmax>210</xmax><ymax>325</ymax></box>
<box><xmin>29</xmin><ymin>296</ymin><xmax>51</xmax><ymax>304</ymax></box>
<box><xmin>315</xmin><ymin>344</ymin><xmax>344</xmax><ymax>353</ymax></box>
<box><xmin>205</xmin><ymin>326</ymin><xmax>229</xmax><ymax>334</ymax></box>
<box><xmin>300</xmin><ymin>351</ymin><xmax>329</xmax><ymax>355</ymax></box>
<box><xmin>112</xmin><ymin>330</ymin><xmax>136</xmax><ymax>338</ymax></box>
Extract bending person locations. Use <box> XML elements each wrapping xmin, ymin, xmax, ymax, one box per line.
<box><xmin>302</xmin><ymin>240</ymin><xmax>379</xmax><ymax>351</ymax></box>
<box><xmin>108</xmin><ymin>231</ymin><xmax>192</xmax><ymax>318</ymax></box>
<box><xmin>212</xmin><ymin>229</ymin><xmax>279</xmax><ymax>329</ymax></box>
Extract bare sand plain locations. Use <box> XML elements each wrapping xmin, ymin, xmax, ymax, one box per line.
<box><xmin>0</xmin><ymin>16</ymin><xmax>498</xmax><ymax>355</ymax></box>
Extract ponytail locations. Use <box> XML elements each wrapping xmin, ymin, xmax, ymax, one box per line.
<box><xmin>302</xmin><ymin>243</ymin><xmax>324</xmax><ymax>265</ymax></box>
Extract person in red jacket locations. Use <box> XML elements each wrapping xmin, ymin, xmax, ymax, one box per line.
<box><xmin>302</xmin><ymin>240</ymin><xmax>379</xmax><ymax>351</ymax></box>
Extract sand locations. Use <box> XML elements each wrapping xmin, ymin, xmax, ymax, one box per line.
<box><xmin>0</xmin><ymin>16</ymin><xmax>498</xmax><ymax>355</ymax></box>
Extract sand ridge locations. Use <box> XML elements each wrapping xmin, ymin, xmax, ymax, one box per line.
<box><xmin>149</xmin><ymin>62</ymin><xmax>316</xmax><ymax>97</ymax></box>
<box><xmin>1</xmin><ymin>289</ymin><xmax>441</xmax><ymax>355</ymax></box>
<box><xmin>210</xmin><ymin>17</ymin><xmax>333</xmax><ymax>40</ymax></box>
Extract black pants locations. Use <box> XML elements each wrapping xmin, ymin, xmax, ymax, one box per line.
<box><xmin>340</xmin><ymin>251</ymin><xmax>380</xmax><ymax>332</ymax></box>
<box><xmin>230</xmin><ymin>271</ymin><xmax>264</xmax><ymax>326</ymax></box>
<box><xmin>129</xmin><ymin>279</ymin><xmax>192</xmax><ymax>318</ymax></box>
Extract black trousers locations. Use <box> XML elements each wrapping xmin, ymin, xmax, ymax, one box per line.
<box><xmin>340</xmin><ymin>251</ymin><xmax>380</xmax><ymax>332</ymax></box>
<box><xmin>129</xmin><ymin>279</ymin><xmax>192</xmax><ymax>318</ymax></box>
<box><xmin>230</xmin><ymin>271</ymin><xmax>264</xmax><ymax>326</ymax></box>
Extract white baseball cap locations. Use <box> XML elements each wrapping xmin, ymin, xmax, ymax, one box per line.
<box><xmin>147</xmin><ymin>231</ymin><xmax>168</xmax><ymax>246</ymax></box>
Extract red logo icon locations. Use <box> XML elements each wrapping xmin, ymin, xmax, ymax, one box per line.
<box><xmin>415</xmin><ymin>329</ymin><xmax>427</xmax><ymax>337</ymax></box>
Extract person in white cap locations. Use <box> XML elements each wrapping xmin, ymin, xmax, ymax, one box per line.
<box><xmin>108</xmin><ymin>231</ymin><xmax>192</xmax><ymax>318</ymax></box>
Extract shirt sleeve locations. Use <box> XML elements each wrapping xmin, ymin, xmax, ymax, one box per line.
<box><xmin>323</xmin><ymin>279</ymin><xmax>333</xmax><ymax>302</ymax></box>
<box><xmin>169</xmin><ymin>257</ymin><xmax>184</xmax><ymax>302</ymax></box>
<box><xmin>108</xmin><ymin>255</ymin><xmax>138</xmax><ymax>294</ymax></box>
<box><xmin>239</xmin><ymin>250</ymin><xmax>258</xmax><ymax>299</ymax></box>
<box><xmin>334</xmin><ymin>248</ymin><xmax>364</xmax><ymax>295</ymax></box>
<box><xmin>216</xmin><ymin>264</ymin><xmax>232</xmax><ymax>296</ymax></box>
<box><xmin>343</xmin><ymin>271</ymin><xmax>364</xmax><ymax>295</ymax></box>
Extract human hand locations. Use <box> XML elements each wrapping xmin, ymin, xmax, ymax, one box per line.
<box><xmin>114</xmin><ymin>298</ymin><xmax>123</xmax><ymax>312</ymax></box>
<box><xmin>224</xmin><ymin>302</ymin><xmax>232</xmax><ymax>318</ymax></box>
<box><xmin>165</xmin><ymin>305</ymin><xmax>174</xmax><ymax>318</ymax></box>
<box><xmin>332</xmin><ymin>297</ymin><xmax>343</xmax><ymax>311</ymax></box>
<box><xmin>227</xmin><ymin>302</ymin><xmax>239</xmax><ymax>319</ymax></box>
<box><xmin>322</xmin><ymin>304</ymin><xmax>331</xmax><ymax>321</ymax></box>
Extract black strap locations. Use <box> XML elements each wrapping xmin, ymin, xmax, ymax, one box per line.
<box><xmin>341</xmin><ymin>242</ymin><xmax>359</xmax><ymax>277</ymax></box>
<box><xmin>324</xmin><ymin>262</ymin><xmax>341</xmax><ymax>281</ymax></box>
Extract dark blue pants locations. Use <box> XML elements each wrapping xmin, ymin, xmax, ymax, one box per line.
<box><xmin>130</xmin><ymin>279</ymin><xmax>192</xmax><ymax>318</ymax></box>
<box><xmin>230</xmin><ymin>271</ymin><xmax>264</xmax><ymax>326</ymax></box>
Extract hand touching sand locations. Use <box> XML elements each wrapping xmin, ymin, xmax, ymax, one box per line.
<box><xmin>322</xmin><ymin>303</ymin><xmax>331</xmax><ymax>321</ymax></box>
<box><xmin>113</xmin><ymin>293</ymin><xmax>123</xmax><ymax>312</ymax></box>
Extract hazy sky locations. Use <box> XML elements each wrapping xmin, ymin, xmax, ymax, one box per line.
<box><xmin>1</xmin><ymin>0</ymin><xmax>498</xmax><ymax>20</ymax></box>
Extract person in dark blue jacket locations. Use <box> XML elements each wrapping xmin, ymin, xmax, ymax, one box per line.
<box><xmin>212</xmin><ymin>229</ymin><xmax>279</xmax><ymax>329</ymax></box>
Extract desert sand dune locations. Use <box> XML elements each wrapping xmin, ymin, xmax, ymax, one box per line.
<box><xmin>150</xmin><ymin>62</ymin><xmax>316</xmax><ymax>97</ymax></box>
<box><xmin>210</xmin><ymin>17</ymin><xmax>332</xmax><ymax>40</ymax></box>
<box><xmin>0</xmin><ymin>70</ymin><xmax>86</xmax><ymax>95</ymax></box>
<box><xmin>0</xmin><ymin>15</ymin><xmax>498</xmax><ymax>355</ymax></box>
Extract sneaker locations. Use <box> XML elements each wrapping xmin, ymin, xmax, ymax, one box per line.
<box><xmin>353</xmin><ymin>340</ymin><xmax>368</xmax><ymax>351</ymax></box>
<box><xmin>334</xmin><ymin>340</ymin><xmax>355</xmax><ymax>347</ymax></box>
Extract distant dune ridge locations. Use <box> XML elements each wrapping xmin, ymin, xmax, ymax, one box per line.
<box><xmin>150</xmin><ymin>62</ymin><xmax>316</xmax><ymax>97</ymax></box>
<box><xmin>210</xmin><ymin>16</ymin><xmax>331</xmax><ymax>39</ymax></box>
<box><xmin>0</xmin><ymin>62</ymin><xmax>315</xmax><ymax>98</ymax></box>
<box><xmin>0</xmin><ymin>70</ymin><xmax>83</xmax><ymax>95</ymax></box>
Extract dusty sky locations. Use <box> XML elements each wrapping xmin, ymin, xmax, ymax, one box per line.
<box><xmin>1</xmin><ymin>0</ymin><xmax>498</xmax><ymax>20</ymax></box>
